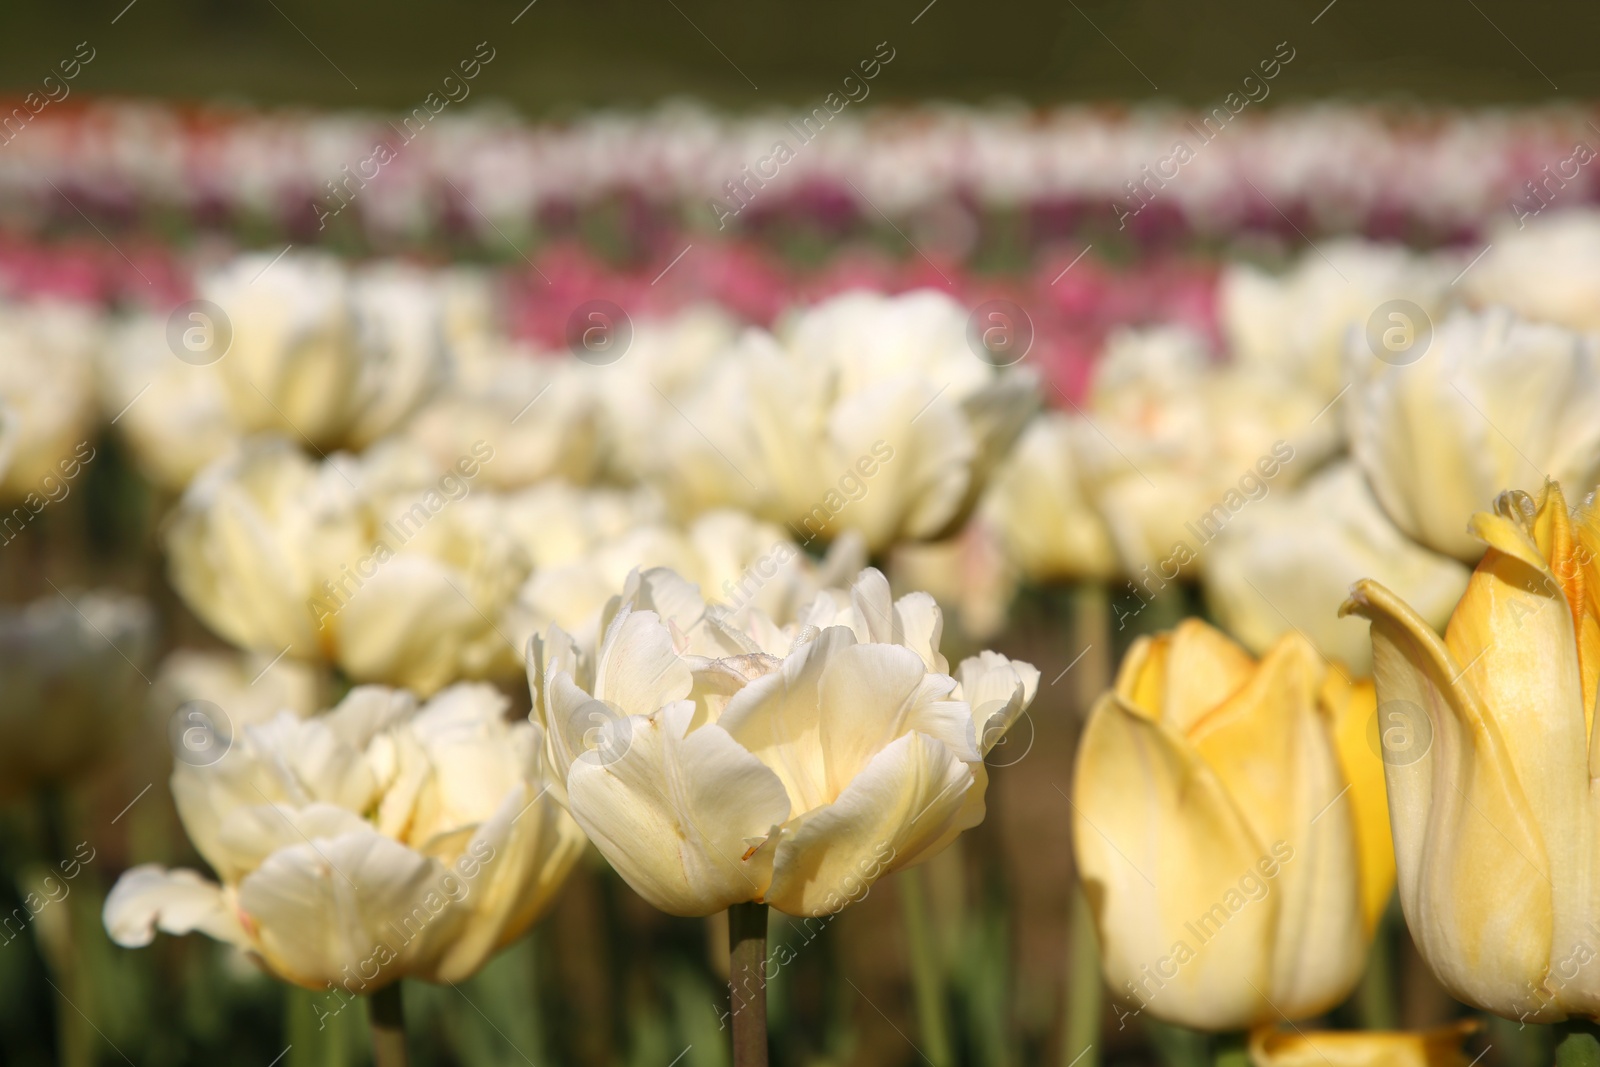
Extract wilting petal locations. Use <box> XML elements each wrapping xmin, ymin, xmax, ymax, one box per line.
<box><xmin>565</xmin><ymin>702</ymin><xmax>790</xmax><ymax>916</ymax></box>
<box><xmin>766</xmin><ymin>731</ymin><xmax>974</xmax><ymax>916</ymax></box>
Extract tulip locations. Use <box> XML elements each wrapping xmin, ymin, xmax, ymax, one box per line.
<box><xmin>1220</xmin><ymin>240</ymin><xmax>1458</xmax><ymax>399</ymax></box>
<box><xmin>0</xmin><ymin>590</ymin><xmax>155</xmax><ymax>795</ymax></box>
<box><xmin>404</xmin><ymin>338</ymin><xmax>601</xmax><ymax>489</ymax></box>
<box><xmin>1342</xmin><ymin>482</ymin><xmax>1600</xmax><ymax>1023</ymax></box>
<box><xmin>1345</xmin><ymin>307</ymin><xmax>1600</xmax><ymax>561</ymax></box>
<box><xmin>152</xmin><ymin>648</ymin><xmax>327</xmax><ymax>730</ymax></box>
<box><xmin>1465</xmin><ymin>209</ymin><xmax>1600</xmax><ymax>333</ymax></box>
<box><xmin>0</xmin><ymin>299</ymin><xmax>100</xmax><ymax>502</ymax></box>
<box><xmin>1072</xmin><ymin>619</ymin><xmax>1392</xmax><ymax>1030</ymax></box>
<box><xmin>653</xmin><ymin>290</ymin><xmax>1038</xmax><ymax>552</ymax></box>
<box><xmin>1248</xmin><ymin>1021</ymin><xmax>1480</xmax><ymax>1067</ymax></box>
<box><xmin>104</xmin><ymin>683</ymin><xmax>585</xmax><ymax>994</ymax></box>
<box><xmin>1075</xmin><ymin>326</ymin><xmax>1340</xmax><ymax>579</ymax></box>
<box><xmin>166</xmin><ymin>438</ymin><xmax>530</xmax><ymax>694</ymax></box>
<box><xmin>200</xmin><ymin>254</ymin><xmax>447</xmax><ymax>450</ymax></box>
<box><xmin>527</xmin><ymin>565</ymin><xmax>1038</xmax><ymax>917</ymax></box>
<box><xmin>99</xmin><ymin>312</ymin><xmax>241</xmax><ymax>491</ymax></box>
<box><xmin>1204</xmin><ymin>462</ymin><xmax>1470</xmax><ymax>674</ymax></box>
<box><xmin>979</xmin><ymin>412</ymin><xmax>1118</xmax><ymax>583</ymax></box>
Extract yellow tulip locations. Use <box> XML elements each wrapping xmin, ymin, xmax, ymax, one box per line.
<box><xmin>1248</xmin><ymin>1021</ymin><xmax>1480</xmax><ymax>1067</ymax></box>
<box><xmin>1072</xmin><ymin>620</ymin><xmax>1393</xmax><ymax>1030</ymax></box>
<box><xmin>1343</xmin><ymin>481</ymin><xmax>1600</xmax><ymax>1023</ymax></box>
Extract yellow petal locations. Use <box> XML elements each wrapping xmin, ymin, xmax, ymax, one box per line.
<box><xmin>1320</xmin><ymin>672</ymin><xmax>1395</xmax><ymax>936</ymax></box>
<box><xmin>1184</xmin><ymin>632</ymin><xmax>1367</xmax><ymax>1017</ymax></box>
<box><xmin>1342</xmin><ymin>579</ymin><xmax>1554</xmax><ymax>1018</ymax></box>
<box><xmin>1073</xmin><ymin>693</ymin><xmax>1276</xmax><ymax>1030</ymax></box>
<box><xmin>1248</xmin><ymin>1020</ymin><xmax>1481</xmax><ymax>1067</ymax></box>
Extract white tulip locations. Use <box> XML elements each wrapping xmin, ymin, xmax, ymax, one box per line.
<box><xmin>105</xmin><ymin>684</ymin><xmax>584</xmax><ymax>992</ymax></box>
<box><xmin>1345</xmin><ymin>307</ymin><xmax>1600</xmax><ymax>560</ymax></box>
<box><xmin>1203</xmin><ymin>462</ymin><xmax>1470</xmax><ymax>674</ymax></box>
<box><xmin>528</xmin><ymin>566</ymin><xmax>1037</xmax><ymax>916</ymax></box>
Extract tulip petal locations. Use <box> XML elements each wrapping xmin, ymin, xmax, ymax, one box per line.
<box><xmin>956</xmin><ymin>650</ymin><xmax>1041</xmax><ymax>755</ymax></box>
<box><xmin>594</xmin><ymin>606</ymin><xmax>694</xmax><ymax>718</ymax></box>
<box><xmin>238</xmin><ymin>831</ymin><xmax>464</xmax><ymax>990</ymax></box>
<box><xmin>1248</xmin><ymin>1020</ymin><xmax>1480</xmax><ymax>1067</ymax></box>
<box><xmin>1343</xmin><ymin>579</ymin><xmax>1555</xmax><ymax>1018</ymax></box>
<box><xmin>1073</xmin><ymin>694</ymin><xmax>1276</xmax><ymax>1030</ymax></box>
<box><xmin>1184</xmin><ymin>634</ymin><xmax>1367</xmax><ymax>1018</ymax></box>
<box><xmin>765</xmin><ymin>730</ymin><xmax>974</xmax><ymax>916</ymax></box>
<box><xmin>103</xmin><ymin>865</ymin><xmax>248</xmax><ymax>949</ymax></box>
<box><xmin>1321</xmin><ymin>672</ymin><xmax>1396</xmax><ymax>935</ymax></box>
<box><xmin>565</xmin><ymin>701</ymin><xmax>790</xmax><ymax>916</ymax></box>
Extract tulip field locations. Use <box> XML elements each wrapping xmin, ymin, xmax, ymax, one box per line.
<box><xmin>7</xmin><ymin>27</ymin><xmax>1600</xmax><ymax>1063</ymax></box>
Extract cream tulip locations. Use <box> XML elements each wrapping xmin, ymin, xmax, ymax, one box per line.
<box><xmin>166</xmin><ymin>438</ymin><xmax>529</xmax><ymax>694</ymax></box>
<box><xmin>1464</xmin><ymin>208</ymin><xmax>1600</xmax><ymax>332</ymax></box>
<box><xmin>979</xmin><ymin>411</ymin><xmax>1118</xmax><ymax>583</ymax></box>
<box><xmin>1076</xmin><ymin>327</ymin><xmax>1339</xmax><ymax>579</ymax></box>
<box><xmin>200</xmin><ymin>253</ymin><xmax>446</xmax><ymax>450</ymax></box>
<box><xmin>0</xmin><ymin>299</ymin><xmax>100</xmax><ymax>502</ymax></box>
<box><xmin>1220</xmin><ymin>240</ymin><xmax>1458</xmax><ymax>398</ymax></box>
<box><xmin>654</xmin><ymin>290</ymin><xmax>1037</xmax><ymax>552</ymax></box>
<box><xmin>1204</xmin><ymin>462</ymin><xmax>1470</xmax><ymax>674</ymax></box>
<box><xmin>1343</xmin><ymin>482</ymin><xmax>1600</xmax><ymax>1023</ymax></box>
<box><xmin>104</xmin><ymin>683</ymin><xmax>584</xmax><ymax>992</ymax></box>
<box><xmin>1073</xmin><ymin>620</ymin><xmax>1392</xmax><ymax>1030</ymax></box>
<box><xmin>528</xmin><ymin>566</ymin><xmax>1037</xmax><ymax>916</ymax></box>
<box><xmin>1345</xmin><ymin>307</ymin><xmax>1600</xmax><ymax>561</ymax></box>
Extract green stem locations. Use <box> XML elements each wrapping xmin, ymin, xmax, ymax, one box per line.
<box><xmin>901</xmin><ymin>868</ymin><xmax>954</xmax><ymax>1067</ymax></box>
<box><xmin>1354</xmin><ymin>903</ymin><xmax>1399</xmax><ymax>1031</ymax></box>
<box><xmin>367</xmin><ymin>983</ymin><xmax>409</xmax><ymax>1067</ymax></box>
<box><xmin>37</xmin><ymin>788</ymin><xmax>91</xmax><ymax>1067</ymax></box>
<box><xmin>1061</xmin><ymin>885</ymin><xmax>1102</xmax><ymax>1067</ymax></box>
<box><xmin>1142</xmin><ymin>1018</ymin><xmax>1208</xmax><ymax>1067</ymax></box>
<box><xmin>728</xmin><ymin>902</ymin><xmax>770</xmax><ymax>1067</ymax></box>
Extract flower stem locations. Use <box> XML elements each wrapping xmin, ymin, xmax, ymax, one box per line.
<box><xmin>1061</xmin><ymin>885</ymin><xmax>1101</xmax><ymax>1067</ymax></box>
<box><xmin>367</xmin><ymin>983</ymin><xmax>409</xmax><ymax>1067</ymax></box>
<box><xmin>728</xmin><ymin>901</ymin><xmax>770</xmax><ymax>1067</ymax></box>
<box><xmin>901</xmin><ymin>867</ymin><xmax>954</xmax><ymax>1066</ymax></box>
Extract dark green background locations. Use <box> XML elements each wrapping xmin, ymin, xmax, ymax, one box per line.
<box><xmin>2</xmin><ymin>0</ymin><xmax>1592</xmax><ymax>114</ymax></box>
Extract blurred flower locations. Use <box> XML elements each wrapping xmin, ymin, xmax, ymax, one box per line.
<box><xmin>404</xmin><ymin>338</ymin><xmax>600</xmax><ymax>490</ymax></box>
<box><xmin>1248</xmin><ymin>1021</ymin><xmax>1480</xmax><ymax>1067</ymax></box>
<box><xmin>654</xmin><ymin>290</ymin><xmax>1037</xmax><ymax>552</ymax></box>
<box><xmin>0</xmin><ymin>590</ymin><xmax>155</xmax><ymax>795</ymax></box>
<box><xmin>979</xmin><ymin>411</ymin><xmax>1118</xmax><ymax>583</ymax></box>
<box><xmin>1465</xmin><ymin>209</ymin><xmax>1600</xmax><ymax>332</ymax></box>
<box><xmin>1343</xmin><ymin>482</ymin><xmax>1600</xmax><ymax>1022</ymax></box>
<box><xmin>0</xmin><ymin>300</ymin><xmax>100</xmax><ymax>501</ymax></box>
<box><xmin>1220</xmin><ymin>240</ymin><xmax>1458</xmax><ymax>398</ymax></box>
<box><xmin>528</xmin><ymin>566</ymin><xmax>1037</xmax><ymax>916</ymax></box>
<box><xmin>99</xmin><ymin>312</ymin><xmax>240</xmax><ymax>491</ymax></box>
<box><xmin>104</xmin><ymin>684</ymin><xmax>584</xmax><ymax>991</ymax></box>
<box><xmin>166</xmin><ymin>438</ymin><xmax>528</xmax><ymax>694</ymax></box>
<box><xmin>1073</xmin><ymin>620</ymin><xmax>1390</xmax><ymax>1030</ymax></box>
<box><xmin>1076</xmin><ymin>326</ymin><xmax>1339</xmax><ymax>578</ymax></box>
<box><xmin>201</xmin><ymin>253</ymin><xmax>447</xmax><ymax>450</ymax></box>
<box><xmin>153</xmin><ymin>649</ymin><xmax>326</xmax><ymax>730</ymax></box>
<box><xmin>1346</xmin><ymin>308</ymin><xmax>1600</xmax><ymax>560</ymax></box>
<box><xmin>1204</xmin><ymin>462</ymin><xmax>1470</xmax><ymax>674</ymax></box>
